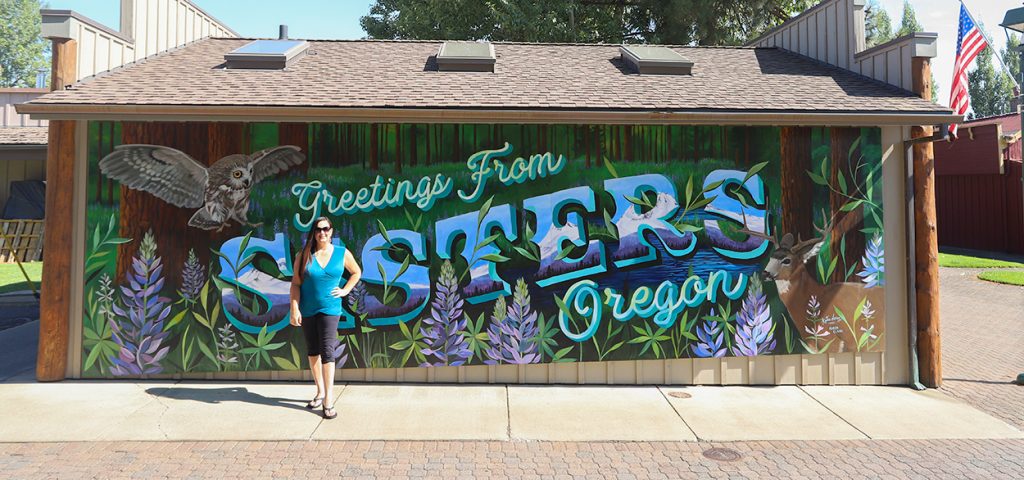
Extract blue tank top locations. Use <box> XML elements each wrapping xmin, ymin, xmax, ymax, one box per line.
<box><xmin>299</xmin><ymin>244</ymin><xmax>347</xmax><ymax>317</ymax></box>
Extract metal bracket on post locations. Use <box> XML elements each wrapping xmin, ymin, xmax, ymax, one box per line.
<box><xmin>903</xmin><ymin>124</ymin><xmax>950</xmax><ymax>147</ymax></box>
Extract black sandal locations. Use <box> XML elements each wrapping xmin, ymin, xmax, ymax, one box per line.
<box><xmin>306</xmin><ymin>397</ymin><xmax>324</xmax><ymax>409</ymax></box>
<box><xmin>323</xmin><ymin>404</ymin><xmax>337</xmax><ymax>419</ymax></box>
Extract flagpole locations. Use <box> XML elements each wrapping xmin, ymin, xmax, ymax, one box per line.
<box><xmin>960</xmin><ymin>0</ymin><xmax>1020</xmax><ymax>89</ymax></box>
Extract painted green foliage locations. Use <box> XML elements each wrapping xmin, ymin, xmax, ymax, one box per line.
<box><xmin>81</xmin><ymin>122</ymin><xmax>885</xmax><ymax>377</ymax></box>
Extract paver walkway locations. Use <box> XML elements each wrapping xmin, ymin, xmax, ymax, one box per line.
<box><xmin>1</xmin><ymin>265</ymin><xmax>1022</xmax><ymax>478</ymax></box>
<box><xmin>1</xmin><ymin>439</ymin><xmax>1022</xmax><ymax>479</ymax></box>
<box><xmin>938</xmin><ymin>267</ymin><xmax>1024</xmax><ymax>429</ymax></box>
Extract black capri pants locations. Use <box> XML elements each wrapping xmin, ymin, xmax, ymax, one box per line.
<box><xmin>301</xmin><ymin>313</ymin><xmax>342</xmax><ymax>363</ymax></box>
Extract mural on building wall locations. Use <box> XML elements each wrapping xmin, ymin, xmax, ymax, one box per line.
<box><xmin>81</xmin><ymin>122</ymin><xmax>886</xmax><ymax>377</ymax></box>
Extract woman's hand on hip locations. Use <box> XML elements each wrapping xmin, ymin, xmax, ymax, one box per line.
<box><xmin>330</xmin><ymin>287</ymin><xmax>349</xmax><ymax>298</ymax></box>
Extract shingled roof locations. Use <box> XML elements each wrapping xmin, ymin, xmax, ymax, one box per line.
<box><xmin>24</xmin><ymin>38</ymin><xmax>951</xmax><ymax>116</ymax></box>
<box><xmin>0</xmin><ymin>127</ymin><xmax>47</xmax><ymax>146</ymax></box>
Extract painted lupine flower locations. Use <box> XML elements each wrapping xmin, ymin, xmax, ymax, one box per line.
<box><xmin>860</xmin><ymin>300</ymin><xmax>876</xmax><ymax>320</ymax></box>
<box><xmin>96</xmin><ymin>273</ymin><xmax>115</xmax><ymax>317</ymax></box>
<box><xmin>347</xmin><ymin>281</ymin><xmax>368</xmax><ymax>316</ymax></box>
<box><xmin>485</xmin><ymin>278</ymin><xmax>540</xmax><ymax>364</ymax></box>
<box><xmin>109</xmin><ymin>231</ymin><xmax>171</xmax><ymax>375</ymax></box>
<box><xmin>691</xmin><ymin>309</ymin><xmax>726</xmax><ymax>358</ymax></box>
<box><xmin>483</xmin><ymin>295</ymin><xmax>507</xmax><ymax>359</ymax></box>
<box><xmin>860</xmin><ymin>325</ymin><xmax>878</xmax><ymax>342</ymax></box>
<box><xmin>419</xmin><ymin>260</ymin><xmax>473</xmax><ymax>367</ymax></box>
<box><xmin>857</xmin><ymin>234</ymin><xmax>885</xmax><ymax>288</ymax></box>
<box><xmin>804</xmin><ymin>324</ymin><xmax>830</xmax><ymax>338</ymax></box>
<box><xmin>216</xmin><ymin>323</ymin><xmax>240</xmax><ymax>366</ymax></box>
<box><xmin>180</xmin><ymin>249</ymin><xmax>205</xmax><ymax>302</ymax></box>
<box><xmin>732</xmin><ymin>279</ymin><xmax>776</xmax><ymax>356</ymax></box>
<box><xmin>804</xmin><ymin>294</ymin><xmax>829</xmax><ymax>348</ymax></box>
<box><xmin>491</xmin><ymin>295</ymin><xmax>507</xmax><ymax>324</ymax></box>
<box><xmin>806</xmin><ymin>295</ymin><xmax>821</xmax><ymax>319</ymax></box>
<box><xmin>333</xmin><ymin>339</ymin><xmax>350</xmax><ymax>368</ymax></box>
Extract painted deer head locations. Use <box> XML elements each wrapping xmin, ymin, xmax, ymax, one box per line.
<box><xmin>763</xmin><ymin>233</ymin><xmax>823</xmax><ymax>295</ymax></box>
<box><xmin>740</xmin><ymin>219</ymin><xmax>885</xmax><ymax>353</ymax></box>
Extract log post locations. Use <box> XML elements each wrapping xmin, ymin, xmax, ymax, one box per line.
<box><xmin>37</xmin><ymin>39</ymin><xmax>77</xmax><ymax>381</ymax></box>
<box><xmin>912</xmin><ymin>57</ymin><xmax>941</xmax><ymax>387</ymax></box>
<box><xmin>50</xmin><ymin>39</ymin><xmax>77</xmax><ymax>94</ymax></box>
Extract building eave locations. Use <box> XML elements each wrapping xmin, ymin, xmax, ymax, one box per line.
<box><xmin>15</xmin><ymin>103</ymin><xmax>962</xmax><ymax>127</ymax></box>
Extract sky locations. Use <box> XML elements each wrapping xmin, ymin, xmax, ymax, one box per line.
<box><xmin>46</xmin><ymin>1</ymin><xmax>374</xmax><ymax>40</ymax></box>
<box><xmin>46</xmin><ymin>0</ymin><xmax>1022</xmax><ymax>108</ymax></box>
<box><xmin>876</xmin><ymin>0</ymin><xmax>1020</xmax><ymax>107</ymax></box>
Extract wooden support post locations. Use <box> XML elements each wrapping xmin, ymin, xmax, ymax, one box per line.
<box><xmin>37</xmin><ymin>121</ymin><xmax>75</xmax><ymax>381</ymax></box>
<box><xmin>911</xmin><ymin>57</ymin><xmax>941</xmax><ymax>388</ymax></box>
<box><xmin>50</xmin><ymin>39</ymin><xmax>77</xmax><ymax>94</ymax></box>
<box><xmin>37</xmin><ymin>38</ymin><xmax>77</xmax><ymax>381</ymax></box>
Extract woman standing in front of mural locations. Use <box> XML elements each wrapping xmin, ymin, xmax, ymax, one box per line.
<box><xmin>290</xmin><ymin>216</ymin><xmax>362</xmax><ymax>419</ymax></box>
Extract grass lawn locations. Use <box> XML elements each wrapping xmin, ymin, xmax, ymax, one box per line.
<box><xmin>938</xmin><ymin>253</ymin><xmax>1024</xmax><ymax>269</ymax></box>
<box><xmin>0</xmin><ymin>262</ymin><xmax>42</xmax><ymax>295</ymax></box>
<box><xmin>977</xmin><ymin>270</ymin><xmax>1024</xmax><ymax>287</ymax></box>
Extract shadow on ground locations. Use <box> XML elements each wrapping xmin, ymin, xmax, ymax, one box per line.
<box><xmin>145</xmin><ymin>386</ymin><xmax>309</xmax><ymax>412</ymax></box>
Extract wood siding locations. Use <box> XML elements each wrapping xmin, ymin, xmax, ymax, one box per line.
<box><xmin>42</xmin><ymin>0</ymin><xmax>236</xmax><ymax>84</ymax></box>
<box><xmin>124</xmin><ymin>0</ymin><xmax>235</xmax><ymax>65</ymax></box>
<box><xmin>934</xmin><ymin>119</ymin><xmax>1024</xmax><ymax>254</ymax></box>
<box><xmin>749</xmin><ymin>0</ymin><xmax>865</xmax><ymax>72</ymax></box>
<box><xmin>937</xmin><ymin>160</ymin><xmax>1024</xmax><ymax>254</ymax></box>
<box><xmin>749</xmin><ymin>0</ymin><xmax>937</xmax><ymax>94</ymax></box>
<box><xmin>934</xmin><ymin>123</ymin><xmax>1007</xmax><ymax>176</ymax></box>
<box><xmin>1</xmin><ymin>90</ymin><xmax>47</xmax><ymax>128</ymax></box>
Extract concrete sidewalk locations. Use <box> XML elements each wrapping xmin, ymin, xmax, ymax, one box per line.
<box><xmin>0</xmin><ymin>380</ymin><xmax>1019</xmax><ymax>443</ymax></box>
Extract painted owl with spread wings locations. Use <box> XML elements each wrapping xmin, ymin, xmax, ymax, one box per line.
<box><xmin>99</xmin><ymin>144</ymin><xmax>305</xmax><ymax>231</ymax></box>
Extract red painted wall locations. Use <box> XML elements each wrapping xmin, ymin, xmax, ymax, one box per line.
<box><xmin>934</xmin><ymin>113</ymin><xmax>1024</xmax><ymax>253</ymax></box>
<box><xmin>936</xmin><ymin>159</ymin><xmax>1024</xmax><ymax>254</ymax></box>
<box><xmin>934</xmin><ymin>123</ymin><xmax>1006</xmax><ymax>176</ymax></box>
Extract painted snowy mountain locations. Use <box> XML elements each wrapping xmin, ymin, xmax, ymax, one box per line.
<box><xmin>610</xmin><ymin>192</ymin><xmax>695</xmax><ymax>262</ymax></box>
<box><xmin>533</xmin><ymin>215</ymin><xmax>604</xmax><ymax>282</ymax></box>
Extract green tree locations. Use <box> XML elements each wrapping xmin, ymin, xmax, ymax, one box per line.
<box><xmin>1001</xmin><ymin>34</ymin><xmax>1021</xmax><ymax>97</ymax></box>
<box><xmin>967</xmin><ymin>43</ymin><xmax>1015</xmax><ymax>119</ymax></box>
<box><xmin>360</xmin><ymin>0</ymin><xmax>817</xmax><ymax>46</ymax></box>
<box><xmin>894</xmin><ymin>0</ymin><xmax>922</xmax><ymax>37</ymax></box>
<box><xmin>886</xmin><ymin>1</ymin><xmax>936</xmax><ymax>102</ymax></box>
<box><xmin>0</xmin><ymin>0</ymin><xmax>48</xmax><ymax>88</ymax></box>
<box><xmin>865</xmin><ymin>0</ymin><xmax>893</xmax><ymax>48</ymax></box>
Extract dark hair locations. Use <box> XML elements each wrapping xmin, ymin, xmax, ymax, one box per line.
<box><xmin>295</xmin><ymin>216</ymin><xmax>332</xmax><ymax>284</ymax></box>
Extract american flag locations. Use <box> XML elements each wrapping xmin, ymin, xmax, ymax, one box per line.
<box><xmin>949</xmin><ymin>3</ymin><xmax>989</xmax><ymax>137</ymax></box>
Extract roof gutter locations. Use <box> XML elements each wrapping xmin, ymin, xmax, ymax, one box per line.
<box><xmin>15</xmin><ymin>104</ymin><xmax>963</xmax><ymax>127</ymax></box>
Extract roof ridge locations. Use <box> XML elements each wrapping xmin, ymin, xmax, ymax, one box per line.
<box><xmin>208</xmin><ymin>36</ymin><xmax>761</xmax><ymax>49</ymax></box>
<box><xmin>22</xmin><ymin>37</ymin><xmax>952</xmax><ymax>118</ymax></box>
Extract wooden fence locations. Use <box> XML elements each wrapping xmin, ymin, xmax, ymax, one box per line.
<box><xmin>936</xmin><ymin>160</ymin><xmax>1024</xmax><ymax>254</ymax></box>
<box><xmin>0</xmin><ymin>220</ymin><xmax>44</xmax><ymax>263</ymax></box>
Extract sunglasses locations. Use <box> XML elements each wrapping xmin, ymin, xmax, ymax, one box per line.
<box><xmin>315</xmin><ymin>226</ymin><xmax>333</xmax><ymax>233</ymax></box>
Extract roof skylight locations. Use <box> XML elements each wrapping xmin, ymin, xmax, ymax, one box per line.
<box><xmin>619</xmin><ymin>45</ymin><xmax>693</xmax><ymax>75</ymax></box>
<box><xmin>436</xmin><ymin>41</ymin><xmax>495</xmax><ymax>72</ymax></box>
<box><xmin>224</xmin><ymin>39</ymin><xmax>309</xmax><ymax>69</ymax></box>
